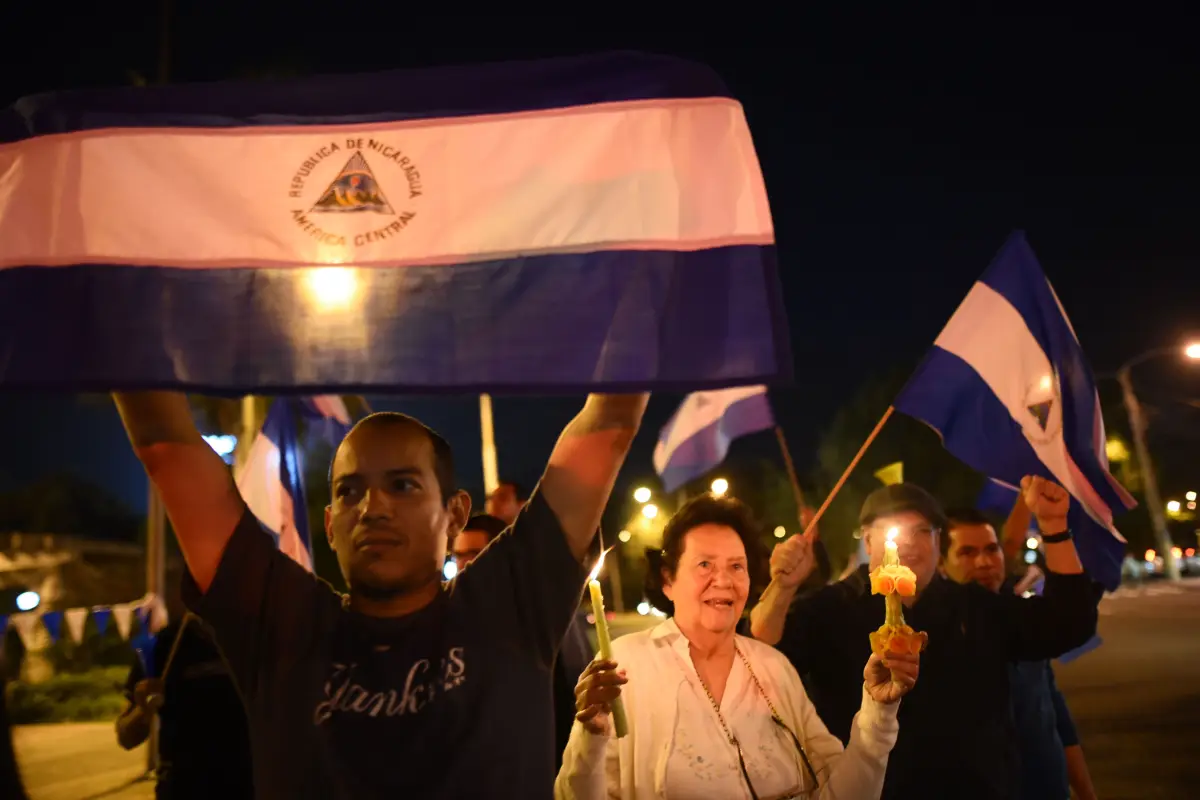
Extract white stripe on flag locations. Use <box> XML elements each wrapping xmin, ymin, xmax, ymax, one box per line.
<box><xmin>1</xmin><ymin>99</ymin><xmax>771</xmax><ymax>271</ymax></box>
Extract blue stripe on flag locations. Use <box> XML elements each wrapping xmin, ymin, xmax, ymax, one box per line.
<box><xmin>0</xmin><ymin>246</ymin><xmax>787</xmax><ymax>393</ymax></box>
<box><xmin>2</xmin><ymin>52</ymin><xmax>732</xmax><ymax>142</ymax></box>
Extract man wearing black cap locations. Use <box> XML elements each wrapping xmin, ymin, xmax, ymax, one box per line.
<box><xmin>750</xmin><ymin>476</ymin><xmax>1100</xmax><ymax>800</ymax></box>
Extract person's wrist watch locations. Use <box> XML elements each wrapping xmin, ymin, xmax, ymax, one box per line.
<box><xmin>1041</xmin><ymin>529</ymin><xmax>1072</xmax><ymax>544</ymax></box>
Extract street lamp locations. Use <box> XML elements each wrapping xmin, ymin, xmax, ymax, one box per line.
<box><xmin>1167</xmin><ymin>500</ymin><xmax>1182</xmax><ymax>515</ymax></box>
<box><xmin>711</xmin><ymin>478</ymin><xmax>729</xmax><ymax>497</ymax></box>
<box><xmin>1115</xmin><ymin>341</ymin><xmax>1200</xmax><ymax>581</ymax></box>
<box><xmin>641</xmin><ymin>504</ymin><xmax>659</xmax><ymax>519</ymax></box>
<box><xmin>773</xmin><ymin>526</ymin><xmax>786</xmax><ymax>539</ymax></box>
<box><xmin>633</xmin><ymin>487</ymin><xmax>652</xmax><ymax>504</ymax></box>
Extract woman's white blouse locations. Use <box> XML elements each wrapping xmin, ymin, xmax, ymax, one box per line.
<box><xmin>662</xmin><ymin>652</ymin><xmax>803</xmax><ymax>799</ymax></box>
<box><xmin>555</xmin><ymin>618</ymin><xmax>900</xmax><ymax>800</ymax></box>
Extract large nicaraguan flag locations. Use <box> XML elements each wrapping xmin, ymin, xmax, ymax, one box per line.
<box><xmin>653</xmin><ymin>385</ymin><xmax>774</xmax><ymax>492</ymax></box>
<box><xmin>237</xmin><ymin>396</ymin><xmax>352</xmax><ymax>571</ymax></box>
<box><xmin>0</xmin><ymin>52</ymin><xmax>789</xmax><ymax>394</ymax></box>
<box><xmin>894</xmin><ymin>231</ymin><xmax>1135</xmax><ymax>590</ymax></box>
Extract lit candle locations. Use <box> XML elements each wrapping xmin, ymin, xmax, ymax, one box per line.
<box><xmin>883</xmin><ymin>527</ymin><xmax>901</xmax><ymax>627</ymax></box>
<box><xmin>883</xmin><ymin>526</ymin><xmax>900</xmax><ymax>566</ymax></box>
<box><xmin>587</xmin><ymin>548</ymin><xmax>628</xmax><ymax>738</ymax></box>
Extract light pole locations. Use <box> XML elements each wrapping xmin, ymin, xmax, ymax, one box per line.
<box><xmin>1114</xmin><ymin>342</ymin><xmax>1200</xmax><ymax>582</ymax></box>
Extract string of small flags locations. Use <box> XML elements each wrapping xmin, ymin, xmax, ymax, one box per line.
<box><xmin>1</xmin><ymin>594</ymin><xmax>169</xmax><ymax>651</ymax></box>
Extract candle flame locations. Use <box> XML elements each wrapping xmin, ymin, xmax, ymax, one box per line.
<box><xmin>886</xmin><ymin>527</ymin><xmax>899</xmax><ymax>544</ymax></box>
<box><xmin>588</xmin><ymin>547</ymin><xmax>612</xmax><ymax>583</ymax></box>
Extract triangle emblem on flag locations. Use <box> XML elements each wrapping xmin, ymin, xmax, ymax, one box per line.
<box><xmin>1027</xmin><ymin>400</ymin><xmax>1052</xmax><ymax>431</ymax></box>
<box><xmin>310</xmin><ymin>152</ymin><xmax>394</xmax><ymax>214</ymax></box>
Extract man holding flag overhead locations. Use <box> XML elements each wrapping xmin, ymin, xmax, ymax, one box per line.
<box><xmin>116</xmin><ymin>389</ymin><xmax>645</xmax><ymax>798</ymax></box>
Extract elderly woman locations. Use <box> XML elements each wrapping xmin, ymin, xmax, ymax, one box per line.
<box><xmin>556</xmin><ymin>495</ymin><xmax>919</xmax><ymax>800</ymax></box>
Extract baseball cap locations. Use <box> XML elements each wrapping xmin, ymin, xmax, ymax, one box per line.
<box><xmin>859</xmin><ymin>483</ymin><xmax>948</xmax><ymax>532</ymax></box>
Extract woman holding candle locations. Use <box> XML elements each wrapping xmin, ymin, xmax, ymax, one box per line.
<box><xmin>556</xmin><ymin>495</ymin><xmax>919</xmax><ymax>800</ymax></box>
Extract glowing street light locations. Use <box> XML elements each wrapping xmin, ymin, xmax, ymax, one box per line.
<box><xmin>633</xmin><ymin>487</ymin><xmax>652</xmax><ymax>504</ymax></box>
<box><xmin>1186</xmin><ymin>342</ymin><xmax>1200</xmax><ymax>360</ymax></box>
<box><xmin>1026</xmin><ymin>537</ymin><xmax>1039</xmax><ymax>550</ymax></box>
<box><xmin>1187</xmin><ymin>491</ymin><xmax>1197</xmax><ymax>502</ymax></box>
<box><xmin>773</xmin><ymin>526</ymin><xmax>786</xmax><ymax>539</ymax></box>
<box><xmin>711</xmin><ymin>478</ymin><xmax>729</xmax><ymax>497</ymax></box>
<box><xmin>1105</xmin><ymin>438</ymin><xmax>1130</xmax><ymax>463</ymax></box>
<box><xmin>641</xmin><ymin>504</ymin><xmax>659</xmax><ymax>519</ymax></box>
<box><xmin>1167</xmin><ymin>500</ymin><xmax>1182</xmax><ymax>514</ymax></box>
<box><xmin>15</xmin><ymin>591</ymin><xmax>39</xmax><ymax>612</ymax></box>
<box><xmin>1145</xmin><ymin>549</ymin><xmax>1157</xmax><ymax>562</ymax></box>
<box><xmin>618</xmin><ymin>530</ymin><xmax>632</xmax><ymax>543</ymax></box>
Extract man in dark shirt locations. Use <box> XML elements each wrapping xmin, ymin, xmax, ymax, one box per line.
<box><xmin>751</xmin><ymin>478</ymin><xmax>1100</xmax><ymax>800</ymax></box>
<box><xmin>941</xmin><ymin>506</ymin><xmax>1097</xmax><ymax>800</ymax></box>
<box><xmin>116</xmin><ymin>618</ymin><xmax>254</xmax><ymax>799</ymax></box>
<box><xmin>114</xmin><ymin>391</ymin><xmax>646</xmax><ymax>799</ymax></box>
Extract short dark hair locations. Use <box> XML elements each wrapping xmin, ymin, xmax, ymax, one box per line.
<box><xmin>644</xmin><ymin>494</ymin><xmax>769</xmax><ymax>617</ymax></box>
<box><xmin>496</xmin><ymin>479</ymin><xmax>528</xmax><ymax>502</ymax></box>
<box><xmin>942</xmin><ymin>507</ymin><xmax>997</xmax><ymax>556</ymax></box>
<box><xmin>328</xmin><ymin>412</ymin><xmax>456</xmax><ymax>503</ymax></box>
<box><xmin>462</xmin><ymin>514</ymin><xmax>508</xmax><ymax>543</ymax></box>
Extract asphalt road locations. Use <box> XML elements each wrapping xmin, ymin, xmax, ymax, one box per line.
<box><xmin>1055</xmin><ymin>579</ymin><xmax>1200</xmax><ymax>799</ymax></box>
<box><xmin>13</xmin><ymin>580</ymin><xmax>1200</xmax><ymax>799</ymax></box>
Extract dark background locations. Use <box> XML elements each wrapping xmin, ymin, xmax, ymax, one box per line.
<box><xmin>0</xmin><ymin>8</ymin><xmax>1196</xmax><ymax>549</ymax></box>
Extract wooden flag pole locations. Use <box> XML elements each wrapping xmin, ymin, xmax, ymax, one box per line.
<box><xmin>773</xmin><ymin>426</ymin><xmax>807</xmax><ymax>525</ymax></box>
<box><xmin>158</xmin><ymin>612</ymin><xmax>195</xmax><ymax>683</ymax></box>
<box><xmin>799</xmin><ymin>406</ymin><xmax>895</xmax><ymax>539</ymax></box>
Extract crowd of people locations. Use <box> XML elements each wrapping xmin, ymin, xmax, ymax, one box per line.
<box><xmin>0</xmin><ymin>389</ymin><xmax>1104</xmax><ymax>799</ymax></box>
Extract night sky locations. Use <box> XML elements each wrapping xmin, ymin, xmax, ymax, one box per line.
<box><xmin>1</xmin><ymin>9</ymin><xmax>1196</xmax><ymax>520</ymax></box>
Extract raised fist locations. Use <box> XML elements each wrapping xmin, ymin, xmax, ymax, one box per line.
<box><xmin>770</xmin><ymin>532</ymin><xmax>815</xmax><ymax>589</ymax></box>
<box><xmin>1021</xmin><ymin>475</ymin><xmax>1069</xmax><ymax>534</ymax></box>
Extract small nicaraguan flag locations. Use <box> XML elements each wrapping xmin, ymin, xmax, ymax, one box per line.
<box><xmin>0</xmin><ymin>52</ymin><xmax>789</xmax><ymax>394</ymax></box>
<box><xmin>238</xmin><ymin>396</ymin><xmax>351</xmax><ymax>571</ymax></box>
<box><xmin>653</xmin><ymin>386</ymin><xmax>774</xmax><ymax>493</ymax></box>
<box><xmin>895</xmin><ymin>231</ymin><xmax>1136</xmax><ymax>590</ymax></box>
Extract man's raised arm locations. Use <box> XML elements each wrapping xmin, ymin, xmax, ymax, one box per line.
<box><xmin>540</xmin><ymin>394</ymin><xmax>648</xmax><ymax>561</ymax></box>
<box><xmin>113</xmin><ymin>392</ymin><xmax>245</xmax><ymax>591</ymax></box>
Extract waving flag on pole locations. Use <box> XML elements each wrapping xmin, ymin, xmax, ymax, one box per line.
<box><xmin>895</xmin><ymin>231</ymin><xmax>1135</xmax><ymax>590</ymax></box>
<box><xmin>654</xmin><ymin>386</ymin><xmax>774</xmax><ymax>492</ymax></box>
<box><xmin>0</xmin><ymin>52</ymin><xmax>789</xmax><ymax>394</ymax></box>
<box><xmin>238</xmin><ymin>396</ymin><xmax>352</xmax><ymax>571</ymax></box>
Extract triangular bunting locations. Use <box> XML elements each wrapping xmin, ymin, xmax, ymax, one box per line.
<box><xmin>112</xmin><ymin>604</ymin><xmax>134</xmax><ymax>640</ymax></box>
<box><xmin>41</xmin><ymin>611</ymin><xmax>63</xmax><ymax>644</ymax></box>
<box><xmin>310</xmin><ymin>152</ymin><xmax>394</xmax><ymax>214</ymax></box>
<box><xmin>64</xmin><ymin>608</ymin><xmax>89</xmax><ymax>645</ymax></box>
<box><xmin>92</xmin><ymin>608</ymin><xmax>111</xmax><ymax>637</ymax></box>
<box><xmin>10</xmin><ymin>614</ymin><xmax>41</xmax><ymax>649</ymax></box>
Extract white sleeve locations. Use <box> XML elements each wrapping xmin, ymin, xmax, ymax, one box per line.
<box><xmin>554</xmin><ymin>721</ymin><xmax>621</xmax><ymax>800</ymax></box>
<box><xmin>806</xmin><ymin>685</ymin><xmax>899</xmax><ymax>799</ymax></box>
